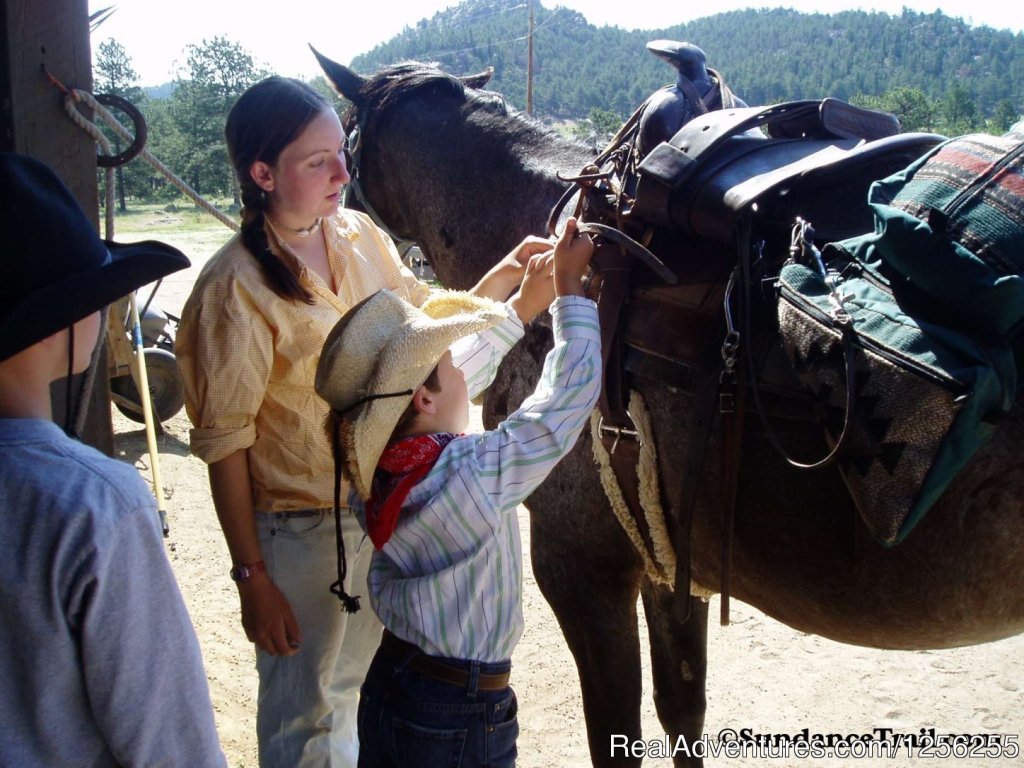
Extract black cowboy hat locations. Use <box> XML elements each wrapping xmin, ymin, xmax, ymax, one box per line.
<box><xmin>0</xmin><ymin>153</ymin><xmax>190</xmax><ymax>362</ymax></box>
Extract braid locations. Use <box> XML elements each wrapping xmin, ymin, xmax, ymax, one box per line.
<box><xmin>239</xmin><ymin>182</ymin><xmax>314</xmax><ymax>304</ymax></box>
<box><xmin>226</xmin><ymin>76</ymin><xmax>330</xmax><ymax>305</ymax></box>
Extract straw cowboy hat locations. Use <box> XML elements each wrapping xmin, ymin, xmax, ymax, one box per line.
<box><xmin>0</xmin><ymin>153</ymin><xmax>190</xmax><ymax>362</ymax></box>
<box><xmin>315</xmin><ymin>288</ymin><xmax>508</xmax><ymax>500</ymax></box>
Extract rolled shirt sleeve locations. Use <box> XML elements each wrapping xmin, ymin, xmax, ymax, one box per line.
<box><xmin>178</xmin><ymin>272</ymin><xmax>273</xmax><ymax>465</ymax></box>
<box><xmin>177</xmin><ymin>209</ymin><xmax>434</xmax><ymax>511</ymax></box>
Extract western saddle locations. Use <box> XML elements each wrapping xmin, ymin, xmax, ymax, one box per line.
<box><xmin>560</xmin><ymin>41</ymin><xmax>944</xmax><ymax>624</ymax></box>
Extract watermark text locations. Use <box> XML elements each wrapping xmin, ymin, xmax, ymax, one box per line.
<box><xmin>610</xmin><ymin>728</ymin><xmax>1021</xmax><ymax>761</ymax></box>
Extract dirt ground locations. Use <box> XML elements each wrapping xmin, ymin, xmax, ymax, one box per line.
<box><xmin>108</xmin><ymin>219</ymin><xmax>1023</xmax><ymax>767</ymax></box>
<box><xmin>112</xmin><ymin>405</ymin><xmax>1024</xmax><ymax>768</ymax></box>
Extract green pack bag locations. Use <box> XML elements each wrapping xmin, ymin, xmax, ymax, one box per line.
<box><xmin>775</xmin><ymin>129</ymin><xmax>1023</xmax><ymax>546</ymax></box>
<box><xmin>868</xmin><ymin>130</ymin><xmax>1024</xmax><ymax>337</ymax></box>
<box><xmin>777</xmin><ymin>250</ymin><xmax>1016</xmax><ymax>545</ymax></box>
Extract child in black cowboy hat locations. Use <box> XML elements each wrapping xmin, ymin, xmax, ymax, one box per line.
<box><xmin>0</xmin><ymin>153</ymin><xmax>226</xmax><ymax>767</ymax></box>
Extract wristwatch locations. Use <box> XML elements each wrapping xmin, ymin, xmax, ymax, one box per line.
<box><xmin>229</xmin><ymin>560</ymin><xmax>266</xmax><ymax>583</ymax></box>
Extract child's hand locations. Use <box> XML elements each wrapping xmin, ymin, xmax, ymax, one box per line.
<box><xmin>553</xmin><ymin>218</ymin><xmax>594</xmax><ymax>297</ymax></box>
<box><xmin>472</xmin><ymin>235</ymin><xmax>552</xmax><ymax>301</ymax></box>
<box><xmin>508</xmin><ymin>249</ymin><xmax>555</xmax><ymax>324</ymax></box>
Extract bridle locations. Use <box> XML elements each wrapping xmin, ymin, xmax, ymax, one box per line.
<box><xmin>342</xmin><ymin>111</ymin><xmax>420</xmax><ymax>257</ymax></box>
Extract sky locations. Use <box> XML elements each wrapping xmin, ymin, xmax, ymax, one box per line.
<box><xmin>88</xmin><ymin>0</ymin><xmax>1024</xmax><ymax>87</ymax></box>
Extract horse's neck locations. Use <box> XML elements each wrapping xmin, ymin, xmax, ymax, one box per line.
<box><xmin>416</xmin><ymin>121</ymin><xmax>591</xmax><ymax>286</ymax></box>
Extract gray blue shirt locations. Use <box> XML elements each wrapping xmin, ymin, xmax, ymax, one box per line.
<box><xmin>0</xmin><ymin>419</ymin><xmax>225</xmax><ymax>767</ymax></box>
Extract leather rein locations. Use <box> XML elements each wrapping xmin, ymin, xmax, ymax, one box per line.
<box><xmin>342</xmin><ymin>112</ymin><xmax>420</xmax><ymax>257</ymax></box>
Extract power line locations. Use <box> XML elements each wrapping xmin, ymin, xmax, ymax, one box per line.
<box><xmin>389</xmin><ymin>6</ymin><xmax>564</xmax><ymax>65</ymax></box>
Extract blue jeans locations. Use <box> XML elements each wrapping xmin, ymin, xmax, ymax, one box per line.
<box><xmin>255</xmin><ymin>509</ymin><xmax>383</xmax><ymax>768</ymax></box>
<box><xmin>357</xmin><ymin>642</ymin><xmax>518</xmax><ymax>767</ymax></box>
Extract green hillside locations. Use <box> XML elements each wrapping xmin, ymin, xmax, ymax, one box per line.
<box><xmin>104</xmin><ymin>3</ymin><xmax>1022</xmax><ymax>205</ymax></box>
<box><xmin>349</xmin><ymin>1</ymin><xmax>1024</xmax><ymax>124</ymax></box>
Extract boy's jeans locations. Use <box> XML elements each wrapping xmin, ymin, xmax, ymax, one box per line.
<box><xmin>256</xmin><ymin>509</ymin><xmax>383</xmax><ymax>768</ymax></box>
<box><xmin>357</xmin><ymin>640</ymin><xmax>518</xmax><ymax>767</ymax></box>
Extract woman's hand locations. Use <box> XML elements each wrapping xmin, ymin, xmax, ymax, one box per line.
<box><xmin>238</xmin><ymin>575</ymin><xmax>303</xmax><ymax>656</ymax></box>
<box><xmin>207</xmin><ymin>452</ymin><xmax>301</xmax><ymax>656</ymax></box>
<box><xmin>472</xmin><ymin>235</ymin><xmax>554</xmax><ymax>301</ymax></box>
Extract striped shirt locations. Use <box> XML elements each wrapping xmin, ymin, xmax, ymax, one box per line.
<box><xmin>351</xmin><ymin>296</ymin><xmax>601</xmax><ymax>662</ymax></box>
<box><xmin>177</xmin><ymin>208</ymin><xmax>431</xmax><ymax>511</ymax></box>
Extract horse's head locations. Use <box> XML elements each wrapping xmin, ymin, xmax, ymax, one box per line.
<box><xmin>309</xmin><ymin>46</ymin><xmax>593</xmax><ymax>288</ymax></box>
<box><xmin>312</xmin><ymin>46</ymin><xmax>495</xmax><ymax>111</ymax></box>
<box><xmin>311</xmin><ymin>47</ymin><xmax>503</xmax><ymax>238</ymax></box>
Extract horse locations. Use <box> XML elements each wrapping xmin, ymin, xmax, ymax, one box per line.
<box><xmin>313</xmin><ymin>50</ymin><xmax>1024</xmax><ymax>766</ymax></box>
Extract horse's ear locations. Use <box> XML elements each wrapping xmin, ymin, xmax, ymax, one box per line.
<box><xmin>309</xmin><ymin>44</ymin><xmax>366</xmax><ymax>103</ymax></box>
<box><xmin>460</xmin><ymin>67</ymin><xmax>494</xmax><ymax>89</ymax></box>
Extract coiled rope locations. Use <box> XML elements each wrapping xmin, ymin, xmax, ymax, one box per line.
<box><xmin>64</xmin><ymin>93</ymin><xmax>119</xmax><ymax>239</ymax></box>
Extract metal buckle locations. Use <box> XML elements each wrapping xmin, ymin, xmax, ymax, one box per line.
<box><xmin>719</xmin><ymin>368</ymin><xmax>737</xmax><ymax>414</ymax></box>
<box><xmin>597</xmin><ymin>412</ymin><xmax>642</xmax><ymax>454</ymax></box>
<box><xmin>720</xmin><ymin>267</ymin><xmax>740</xmax><ymax>414</ymax></box>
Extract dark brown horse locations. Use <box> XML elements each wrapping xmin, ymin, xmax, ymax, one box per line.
<box><xmin>314</xmin><ymin>51</ymin><xmax>1024</xmax><ymax>767</ymax></box>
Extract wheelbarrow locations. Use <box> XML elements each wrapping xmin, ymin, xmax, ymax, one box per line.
<box><xmin>107</xmin><ymin>281</ymin><xmax>185</xmax><ymax>425</ymax></box>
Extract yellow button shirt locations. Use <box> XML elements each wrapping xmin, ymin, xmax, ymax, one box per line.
<box><xmin>177</xmin><ymin>209</ymin><xmax>431</xmax><ymax>512</ymax></box>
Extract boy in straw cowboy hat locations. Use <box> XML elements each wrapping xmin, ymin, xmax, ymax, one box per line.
<box><xmin>0</xmin><ymin>154</ymin><xmax>226</xmax><ymax>767</ymax></box>
<box><xmin>315</xmin><ymin>217</ymin><xmax>600</xmax><ymax>767</ymax></box>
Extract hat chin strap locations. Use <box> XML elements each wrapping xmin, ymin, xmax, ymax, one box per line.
<box><xmin>63</xmin><ymin>307</ymin><xmax>108</xmax><ymax>440</ymax></box>
<box><xmin>330</xmin><ymin>421</ymin><xmax>361</xmax><ymax>614</ymax></box>
<box><xmin>337</xmin><ymin>388</ymin><xmax>414</xmax><ymax>417</ymax></box>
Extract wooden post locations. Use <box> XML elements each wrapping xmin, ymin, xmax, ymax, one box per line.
<box><xmin>0</xmin><ymin>0</ymin><xmax>114</xmax><ymax>454</ymax></box>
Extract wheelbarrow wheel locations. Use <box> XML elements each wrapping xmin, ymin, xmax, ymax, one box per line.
<box><xmin>111</xmin><ymin>348</ymin><xmax>185</xmax><ymax>424</ymax></box>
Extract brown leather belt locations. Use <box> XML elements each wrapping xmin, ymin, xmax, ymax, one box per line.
<box><xmin>380</xmin><ymin>630</ymin><xmax>511</xmax><ymax>692</ymax></box>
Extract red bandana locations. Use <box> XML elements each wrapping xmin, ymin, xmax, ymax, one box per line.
<box><xmin>366</xmin><ymin>433</ymin><xmax>460</xmax><ymax>549</ymax></box>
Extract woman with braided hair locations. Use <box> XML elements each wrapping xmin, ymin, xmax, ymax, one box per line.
<box><xmin>176</xmin><ymin>76</ymin><xmax>553</xmax><ymax>767</ymax></box>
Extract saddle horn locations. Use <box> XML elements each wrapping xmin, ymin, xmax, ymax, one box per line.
<box><xmin>646</xmin><ymin>40</ymin><xmax>713</xmax><ymax>94</ymax></box>
<box><xmin>637</xmin><ymin>40</ymin><xmax>723</xmax><ymax>156</ymax></box>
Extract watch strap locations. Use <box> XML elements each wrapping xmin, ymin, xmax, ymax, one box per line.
<box><xmin>229</xmin><ymin>560</ymin><xmax>266</xmax><ymax>582</ymax></box>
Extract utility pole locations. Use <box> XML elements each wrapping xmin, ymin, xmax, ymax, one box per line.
<box><xmin>526</xmin><ymin>0</ymin><xmax>534</xmax><ymax>115</ymax></box>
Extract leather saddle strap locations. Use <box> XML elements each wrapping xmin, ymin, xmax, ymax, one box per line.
<box><xmin>591</xmin><ymin>242</ymin><xmax>665</xmax><ymax>568</ymax></box>
<box><xmin>674</xmin><ymin>76</ymin><xmax>711</xmax><ymax>117</ymax></box>
<box><xmin>593</xmin><ymin>242</ymin><xmax>636</xmax><ymax>424</ymax></box>
<box><xmin>665</xmin><ymin>99</ymin><xmax>888</xmax><ymax>170</ymax></box>
<box><xmin>718</xmin><ymin>344</ymin><xmax>748</xmax><ymax>626</ymax></box>
<box><xmin>674</xmin><ymin>68</ymin><xmax>738</xmax><ymax>118</ymax></box>
<box><xmin>669</xmin><ymin>338</ymin><xmax>725</xmax><ymax>623</ymax></box>
<box><xmin>670</xmin><ymin>102</ymin><xmax>821</xmax><ymax>156</ymax></box>
<box><xmin>717</xmin><ymin>215</ymin><xmax>758</xmax><ymax>625</ymax></box>
<box><xmin>707</xmin><ymin>68</ymin><xmax>740</xmax><ymax>110</ymax></box>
